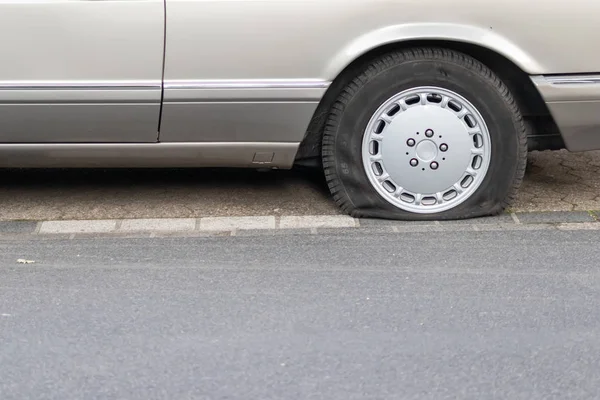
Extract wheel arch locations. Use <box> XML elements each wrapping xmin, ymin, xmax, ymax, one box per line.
<box><xmin>295</xmin><ymin>38</ymin><xmax>560</xmax><ymax>165</ymax></box>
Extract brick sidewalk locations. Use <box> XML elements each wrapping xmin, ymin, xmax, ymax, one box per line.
<box><xmin>515</xmin><ymin>150</ymin><xmax>600</xmax><ymax>212</ymax></box>
<box><xmin>0</xmin><ymin>149</ymin><xmax>599</xmax><ymax>221</ymax></box>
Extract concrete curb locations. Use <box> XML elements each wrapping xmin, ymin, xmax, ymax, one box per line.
<box><xmin>0</xmin><ymin>211</ymin><xmax>599</xmax><ymax>239</ymax></box>
<box><xmin>34</xmin><ymin>215</ymin><xmax>356</xmax><ymax>234</ymax></box>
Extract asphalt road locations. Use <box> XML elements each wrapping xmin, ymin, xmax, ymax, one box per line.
<box><xmin>2</xmin><ymin>229</ymin><xmax>600</xmax><ymax>399</ymax></box>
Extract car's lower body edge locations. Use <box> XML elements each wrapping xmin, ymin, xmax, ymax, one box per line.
<box><xmin>0</xmin><ymin>142</ymin><xmax>299</xmax><ymax>169</ymax></box>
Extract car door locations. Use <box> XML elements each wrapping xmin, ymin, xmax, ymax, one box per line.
<box><xmin>159</xmin><ymin>0</ymin><xmax>327</xmax><ymax>149</ymax></box>
<box><xmin>0</xmin><ymin>0</ymin><xmax>165</xmax><ymax>143</ymax></box>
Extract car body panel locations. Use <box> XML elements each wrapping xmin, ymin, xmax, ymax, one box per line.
<box><xmin>532</xmin><ymin>76</ymin><xmax>600</xmax><ymax>152</ymax></box>
<box><xmin>160</xmin><ymin>101</ymin><xmax>321</xmax><ymax>143</ymax></box>
<box><xmin>0</xmin><ymin>0</ymin><xmax>164</xmax><ymax>143</ymax></box>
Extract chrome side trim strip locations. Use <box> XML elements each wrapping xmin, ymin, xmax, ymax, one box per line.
<box><xmin>0</xmin><ymin>81</ymin><xmax>161</xmax><ymax>90</ymax></box>
<box><xmin>0</xmin><ymin>142</ymin><xmax>299</xmax><ymax>169</ymax></box>
<box><xmin>0</xmin><ymin>89</ymin><xmax>161</xmax><ymax>103</ymax></box>
<box><xmin>0</xmin><ymin>82</ymin><xmax>162</xmax><ymax>103</ymax></box>
<box><xmin>163</xmin><ymin>88</ymin><xmax>327</xmax><ymax>102</ymax></box>
<box><xmin>163</xmin><ymin>79</ymin><xmax>331</xmax><ymax>90</ymax></box>
<box><xmin>0</xmin><ymin>79</ymin><xmax>329</xmax><ymax>91</ymax></box>
<box><xmin>543</xmin><ymin>75</ymin><xmax>600</xmax><ymax>85</ymax></box>
<box><xmin>0</xmin><ymin>80</ymin><xmax>330</xmax><ymax>102</ymax></box>
<box><xmin>532</xmin><ymin>75</ymin><xmax>600</xmax><ymax>102</ymax></box>
<box><xmin>163</xmin><ymin>80</ymin><xmax>330</xmax><ymax>102</ymax></box>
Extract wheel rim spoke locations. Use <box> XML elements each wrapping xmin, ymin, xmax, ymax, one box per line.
<box><xmin>361</xmin><ymin>86</ymin><xmax>492</xmax><ymax>214</ymax></box>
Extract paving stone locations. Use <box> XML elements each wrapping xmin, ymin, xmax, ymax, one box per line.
<box><xmin>119</xmin><ymin>218</ymin><xmax>196</xmax><ymax>232</ymax></box>
<box><xmin>561</xmin><ymin>191</ymin><xmax>598</xmax><ymax>203</ymax></box>
<box><xmin>571</xmin><ymin>200</ymin><xmax>600</xmax><ymax>212</ymax></box>
<box><xmin>200</xmin><ymin>216</ymin><xmax>276</xmax><ymax>231</ymax></box>
<box><xmin>279</xmin><ymin>215</ymin><xmax>356</xmax><ymax>229</ymax></box>
<box><xmin>39</xmin><ymin>220</ymin><xmax>116</xmax><ymax>234</ymax></box>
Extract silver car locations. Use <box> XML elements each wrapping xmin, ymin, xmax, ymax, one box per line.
<box><xmin>1</xmin><ymin>1</ymin><xmax>598</xmax><ymax>220</ymax></box>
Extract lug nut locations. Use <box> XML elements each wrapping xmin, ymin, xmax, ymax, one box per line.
<box><xmin>410</xmin><ymin>158</ymin><xmax>419</xmax><ymax>167</ymax></box>
<box><xmin>430</xmin><ymin>162</ymin><xmax>439</xmax><ymax>170</ymax></box>
<box><xmin>406</xmin><ymin>138</ymin><xmax>416</xmax><ymax>147</ymax></box>
<box><xmin>440</xmin><ymin>143</ymin><xmax>448</xmax><ymax>152</ymax></box>
<box><xmin>425</xmin><ymin>129</ymin><xmax>434</xmax><ymax>138</ymax></box>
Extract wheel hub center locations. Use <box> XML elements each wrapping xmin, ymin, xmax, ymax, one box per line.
<box><xmin>379</xmin><ymin>101</ymin><xmax>476</xmax><ymax>195</ymax></box>
<box><xmin>415</xmin><ymin>140</ymin><xmax>438</xmax><ymax>162</ymax></box>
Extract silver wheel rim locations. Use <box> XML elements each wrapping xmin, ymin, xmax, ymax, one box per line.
<box><xmin>362</xmin><ymin>86</ymin><xmax>492</xmax><ymax>214</ymax></box>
